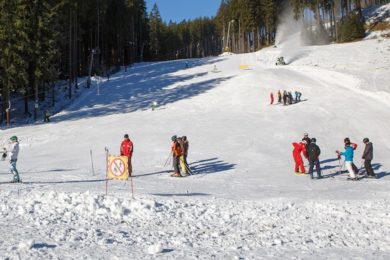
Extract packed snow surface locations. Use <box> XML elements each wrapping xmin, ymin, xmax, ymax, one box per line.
<box><xmin>1</xmin><ymin>37</ymin><xmax>390</xmax><ymax>259</ymax></box>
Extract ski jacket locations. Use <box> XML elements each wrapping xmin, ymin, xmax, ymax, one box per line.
<box><xmin>340</xmin><ymin>146</ymin><xmax>354</xmax><ymax>162</ymax></box>
<box><xmin>362</xmin><ymin>142</ymin><xmax>373</xmax><ymax>160</ymax></box>
<box><xmin>182</xmin><ymin>140</ymin><xmax>189</xmax><ymax>156</ymax></box>
<box><xmin>171</xmin><ymin>142</ymin><xmax>182</xmax><ymax>157</ymax></box>
<box><xmin>9</xmin><ymin>141</ymin><xmax>19</xmax><ymax>161</ymax></box>
<box><xmin>307</xmin><ymin>143</ymin><xmax>320</xmax><ymax>162</ymax></box>
<box><xmin>292</xmin><ymin>142</ymin><xmax>306</xmax><ymax>162</ymax></box>
<box><xmin>120</xmin><ymin>139</ymin><xmax>133</xmax><ymax>157</ymax></box>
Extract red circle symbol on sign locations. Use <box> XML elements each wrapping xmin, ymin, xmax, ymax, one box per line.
<box><xmin>110</xmin><ymin>158</ymin><xmax>126</xmax><ymax>177</ymax></box>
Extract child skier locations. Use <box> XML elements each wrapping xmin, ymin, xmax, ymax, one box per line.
<box><xmin>292</xmin><ymin>141</ymin><xmax>306</xmax><ymax>174</ymax></box>
<box><xmin>336</xmin><ymin>140</ymin><xmax>356</xmax><ymax>180</ymax></box>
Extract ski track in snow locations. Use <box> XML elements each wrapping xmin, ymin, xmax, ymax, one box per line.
<box><xmin>1</xmin><ymin>34</ymin><xmax>390</xmax><ymax>258</ymax></box>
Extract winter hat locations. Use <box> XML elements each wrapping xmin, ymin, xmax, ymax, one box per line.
<box><xmin>363</xmin><ymin>138</ymin><xmax>369</xmax><ymax>143</ymax></box>
<box><xmin>304</xmin><ymin>133</ymin><xmax>308</xmax><ymax>137</ymax></box>
<box><xmin>124</xmin><ymin>134</ymin><xmax>129</xmax><ymax>138</ymax></box>
<box><xmin>311</xmin><ymin>137</ymin><xmax>316</xmax><ymax>143</ymax></box>
<box><xmin>10</xmin><ymin>136</ymin><xmax>18</xmax><ymax>141</ymax></box>
<box><xmin>344</xmin><ymin>137</ymin><xmax>350</xmax><ymax>143</ymax></box>
<box><xmin>171</xmin><ymin>135</ymin><xmax>177</xmax><ymax>141</ymax></box>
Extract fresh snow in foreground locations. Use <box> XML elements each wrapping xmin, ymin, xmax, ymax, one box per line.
<box><xmin>1</xmin><ymin>36</ymin><xmax>390</xmax><ymax>259</ymax></box>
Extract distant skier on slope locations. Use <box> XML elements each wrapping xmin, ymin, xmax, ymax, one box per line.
<box><xmin>336</xmin><ymin>139</ymin><xmax>357</xmax><ymax>180</ymax></box>
<box><xmin>270</xmin><ymin>92</ymin><xmax>274</xmax><ymax>105</ymax></box>
<box><xmin>362</xmin><ymin>138</ymin><xmax>376</xmax><ymax>178</ymax></box>
<box><xmin>307</xmin><ymin>138</ymin><xmax>322</xmax><ymax>179</ymax></box>
<box><xmin>120</xmin><ymin>134</ymin><xmax>134</xmax><ymax>176</ymax></box>
<box><xmin>292</xmin><ymin>141</ymin><xmax>306</xmax><ymax>174</ymax></box>
<box><xmin>170</xmin><ymin>135</ymin><xmax>182</xmax><ymax>177</ymax></box>
<box><xmin>282</xmin><ymin>90</ymin><xmax>287</xmax><ymax>105</ymax></box>
<box><xmin>277</xmin><ymin>90</ymin><xmax>282</xmax><ymax>103</ymax></box>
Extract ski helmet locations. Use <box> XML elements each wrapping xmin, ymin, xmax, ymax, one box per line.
<box><xmin>344</xmin><ymin>137</ymin><xmax>350</xmax><ymax>143</ymax></box>
<box><xmin>171</xmin><ymin>135</ymin><xmax>177</xmax><ymax>141</ymax></box>
<box><xmin>304</xmin><ymin>132</ymin><xmax>309</xmax><ymax>137</ymax></box>
<box><xmin>363</xmin><ymin>138</ymin><xmax>369</xmax><ymax>143</ymax></box>
<box><xmin>124</xmin><ymin>134</ymin><xmax>129</xmax><ymax>138</ymax></box>
<box><xmin>10</xmin><ymin>136</ymin><xmax>18</xmax><ymax>141</ymax></box>
<box><xmin>311</xmin><ymin>137</ymin><xmax>316</xmax><ymax>143</ymax></box>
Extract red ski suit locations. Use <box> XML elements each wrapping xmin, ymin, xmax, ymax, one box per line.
<box><xmin>120</xmin><ymin>139</ymin><xmax>134</xmax><ymax>176</ymax></box>
<box><xmin>292</xmin><ymin>142</ymin><xmax>306</xmax><ymax>173</ymax></box>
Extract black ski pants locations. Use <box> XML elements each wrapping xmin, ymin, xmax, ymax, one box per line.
<box><xmin>309</xmin><ymin>159</ymin><xmax>322</xmax><ymax>179</ymax></box>
<box><xmin>364</xmin><ymin>159</ymin><xmax>375</xmax><ymax>176</ymax></box>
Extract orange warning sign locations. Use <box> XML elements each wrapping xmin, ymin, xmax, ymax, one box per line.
<box><xmin>108</xmin><ymin>156</ymin><xmax>129</xmax><ymax>180</ymax></box>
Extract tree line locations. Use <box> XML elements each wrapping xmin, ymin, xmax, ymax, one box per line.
<box><xmin>1</xmin><ymin>0</ymin><xmax>389</xmax><ymax>124</ymax></box>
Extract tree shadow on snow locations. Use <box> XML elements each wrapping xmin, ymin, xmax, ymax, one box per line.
<box><xmin>51</xmin><ymin>57</ymin><xmax>232</xmax><ymax>122</ymax></box>
<box><xmin>32</xmin><ymin>243</ymin><xmax>57</xmax><ymax>249</ymax></box>
<box><xmin>151</xmin><ymin>192</ymin><xmax>210</xmax><ymax>197</ymax></box>
<box><xmin>188</xmin><ymin>157</ymin><xmax>236</xmax><ymax>176</ymax></box>
<box><xmin>22</xmin><ymin>179</ymin><xmax>106</xmax><ymax>185</ymax></box>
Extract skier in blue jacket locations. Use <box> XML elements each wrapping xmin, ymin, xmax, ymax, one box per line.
<box><xmin>336</xmin><ymin>140</ymin><xmax>356</xmax><ymax>180</ymax></box>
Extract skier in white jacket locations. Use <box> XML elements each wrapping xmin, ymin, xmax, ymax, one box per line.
<box><xmin>8</xmin><ymin>136</ymin><xmax>20</xmax><ymax>183</ymax></box>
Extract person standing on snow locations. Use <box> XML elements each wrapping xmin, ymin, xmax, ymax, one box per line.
<box><xmin>292</xmin><ymin>141</ymin><xmax>306</xmax><ymax>174</ymax></box>
<box><xmin>7</xmin><ymin>136</ymin><xmax>21</xmax><ymax>183</ymax></box>
<box><xmin>270</xmin><ymin>92</ymin><xmax>274</xmax><ymax>105</ymax></box>
<box><xmin>277</xmin><ymin>90</ymin><xmax>282</xmax><ymax>103</ymax></box>
<box><xmin>282</xmin><ymin>90</ymin><xmax>287</xmax><ymax>105</ymax></box>
<box><xmin>336</xmin><ymin>140</ymin><xmax>356</xmax><ymax>180</ymax></box>
<box><xmin>181</xmin><ymin>136</ymin><xmax>191</xmax><ymax>175</ymax></box>
<box><xmin>344</xmin><ymin>137</ymin><xmax>359</xmax><ymax>174</ymax></box>
<box><xmin>307</xmin><ymin>138</ymin><xmax>322</xmax><ymax>179</ymax></box>
<box><xmin>120</xmin><ymin>134</ymin><xmax>134</xmax><ymax>176</ymax></box>
<box><xmin>170</xmin><ymin>135</ymin><xmax>182</xmax><ymax>177</ymax></box>
<box><xmin>362</xmin><ymin>138</ymin><xmax>376</xmax><ymax>178</ymax></box>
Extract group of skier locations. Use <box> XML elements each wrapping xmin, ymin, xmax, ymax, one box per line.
<box><xmin>292</xmin><ymin>133</ymin><xmax>376</xmax><ymax>180</ymax></box>
<box><xmin>270</xmin><ymin>90</ymin><xmax>302</xmax><ymax>105</ymax></box>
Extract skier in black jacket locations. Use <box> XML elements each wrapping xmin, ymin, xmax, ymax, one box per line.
<box><xmin>307</xmin><ymin>138</ymin><xmax>322</xmax><ymax>179</ymax></box>
<box><xmin>362</xmin><ymin>138</ymin><xmax>376</xmax><ymax>178</ymax></box>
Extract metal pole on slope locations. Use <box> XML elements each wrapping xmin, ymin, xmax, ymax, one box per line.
<box><xmin>105</xmin><ymin>147</ymin><xmax>109</xmax><ymax>195</ymax></box>
<box><xmin>90</xmin><ymin>149</ymin><xmax>95</xmax><ymax>176</ymax></box>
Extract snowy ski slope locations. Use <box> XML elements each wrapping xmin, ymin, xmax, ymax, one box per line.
<box><xmin>1</xmin><ymin>36</ymin><xmax>390</xmax><ymax>259</ymax></box>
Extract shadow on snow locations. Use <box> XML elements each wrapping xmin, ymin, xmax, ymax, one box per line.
<box><xmin>52</xmin><ymin>57</ymin><xmax>231</xmax><ymax>122</ymax></box>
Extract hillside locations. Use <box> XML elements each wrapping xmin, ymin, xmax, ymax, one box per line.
<box><xmin>1</xmin><ymin>30</ymin><xmax>390</xmax><ymax>260</ymax></box>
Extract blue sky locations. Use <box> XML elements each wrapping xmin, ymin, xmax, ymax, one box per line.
<box><xmin>146</xmin><ymin>0</ymin><xmax>221</xmax><ymax>23</ymax></box>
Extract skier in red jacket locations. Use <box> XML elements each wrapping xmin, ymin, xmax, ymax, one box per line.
<box><xmin>292</xmin><ymin>141</ymin><xmax>306</xmax><ymax>174</ymax></box>
<box><xmin>270</xmin><ymin>92</ymin><xmax>274</xmax><ymax>105</ymax></box>
<box><xmin>120</xmin><ymin>134</ymin><xmax>134</xmax><ymax>176</ymax></box>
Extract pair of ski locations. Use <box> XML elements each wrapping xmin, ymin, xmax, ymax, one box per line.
<box><xmin>170</xmin><ymin>164</ymin><xmax>194</xmax><ymax>177</ymax></box>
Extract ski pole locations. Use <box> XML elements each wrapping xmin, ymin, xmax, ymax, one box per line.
<box><xmin>163</xmin><ymin>151</ymin><xmax>172</xmax><ymax>167</ymax></box>
<box><xmin>90</xmin><ymin>149</ymin><xmax>95</xmax><ymax>176</ymax></box>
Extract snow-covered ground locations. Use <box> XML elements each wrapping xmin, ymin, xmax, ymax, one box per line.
<box><xmin>1</xmin><ymin>30</ymin><xmax>390</xmax><ymax>260</ymax></box>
